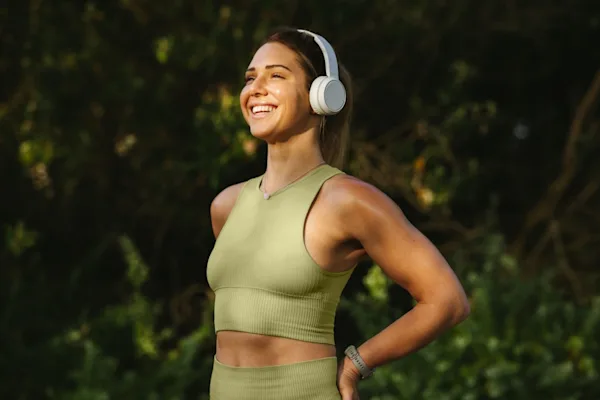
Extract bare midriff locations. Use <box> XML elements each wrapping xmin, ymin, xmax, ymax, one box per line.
<box><xmin>216</xmin><ymin>331</ymin><xmax>336</xmax><ymax>367</ymax></box>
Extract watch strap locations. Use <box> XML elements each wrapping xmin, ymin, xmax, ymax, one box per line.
<box><xmin>344</xmin><ymin>345</ymin><xmax>375</xmax><ymax>379</ymax></box>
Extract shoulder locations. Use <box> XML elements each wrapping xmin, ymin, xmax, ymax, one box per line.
<box><xmin>321</xmin><ymin>173</ymin><xmax>412</xmax><ymax>239</ymax></box>
<box><xmin>322</xmin><ymin>173</ymin><xmax>398</xmax><ymax>213</ymax></box>
<box><xmin>210</xmin><ymin>181</ymin><xmax>247</xmax><ymax>238</ymax></box>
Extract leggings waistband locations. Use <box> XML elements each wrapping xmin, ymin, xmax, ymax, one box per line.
<box><xmin>210</xmin><ymin>356</ymin><xmax>341</xmax><ymax>400</ymax></box>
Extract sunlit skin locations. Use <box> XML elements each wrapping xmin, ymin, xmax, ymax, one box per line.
<box><xmin>211</xmin><ymin>41</ymin><xmax>470</xmax><ymax>399</ymax></box>
<box><xmin>239</xmin><ymin>42</ymin><xmax>326</xmax><ymax>192</ymax></box>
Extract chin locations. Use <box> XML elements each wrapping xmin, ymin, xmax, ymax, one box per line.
<box><xmin>246</xmin><ymin>116</ymin><xmax>299</xmax><ymax>142</ymax></box>
<box><xmin>249</xmin><ymin>127</ymin><xmax>275</xmax><ymax>141</ymax></box>
<box><xmin>248</xmin><ymin>121</ymin><xmax>289</xmax><ymax>142</ymax></box>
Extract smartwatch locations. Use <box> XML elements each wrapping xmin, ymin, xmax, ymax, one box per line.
<box><xmin>344</xmin><ymin>345</ymin><xmax>375</xmax><ymax>379</ymax></box>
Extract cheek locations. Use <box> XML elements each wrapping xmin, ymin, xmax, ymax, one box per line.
<box><xmin>276</xmin><ymin>86</ymin><xmax>306</xmax><ymax>109</ymax></box>
<box><xmin>239</xmin><ymin>87</ymin><xmax>249</xmax><ymax>101</ymax></box>
<box><xmin>239</xmin><ymin>88</ymin><xmax>250</xmax><ymax>112</ymax></box>
<box><xmin>297</xmin><ymin>89</ymin><xmax>312</xmax><ymax>113</ymax></box>
<box><xmin>270</xmin><ymin>86</ymin><xmax>282</xmax><ymax>97</ymax></box>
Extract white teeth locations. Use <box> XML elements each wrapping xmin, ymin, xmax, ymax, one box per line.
<box><xmin>252</xmin><ymin>105</ymin><xmax>276</xmax><ymax>113</ymax></box>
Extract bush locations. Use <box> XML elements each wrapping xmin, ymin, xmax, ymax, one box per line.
<box><xmin>6</xmin><ymin>233</ymin><xmax>598</xmax><ymax>399</ymax></box>
<box><xmin>32</xmin><ymin>236</ymin><xmax>215</xmax><ymax>400</ymax></box>
<box><xmin>343</xmin><ymin>234</ymin><xmax>600</xmax><ymax>400</ymax></box>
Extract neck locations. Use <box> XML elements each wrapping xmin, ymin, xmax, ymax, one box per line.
<box><xmin>262</xmin><ymin>131</ymin><xmax>325</xmax><ymax>194</ymax></box>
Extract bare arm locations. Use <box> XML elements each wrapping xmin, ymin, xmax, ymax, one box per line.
<box><xmin>336</xmin><ymin>178</ymin><xmax>470</xmax><ymax>376</ymax></box>
<box><xmin>210</xmin><ymin>182</ymin><xmax>245</xmax><ymax>239</ymax></box>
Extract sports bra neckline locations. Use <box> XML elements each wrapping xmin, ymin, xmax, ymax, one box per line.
<box><xmin>256</xmin><ymin>163</ymin><xmax>329</xmax><ymax>200</ymax></box>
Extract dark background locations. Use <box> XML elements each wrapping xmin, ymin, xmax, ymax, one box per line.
<box><xmin>1</xmin><ymin>1</ymin><xmax>599</xmax><ymax>399</ymax></box>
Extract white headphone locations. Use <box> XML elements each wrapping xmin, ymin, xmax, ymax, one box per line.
<box><xmin>297</xmin><ymin>29</ymin><xmax>347</xmax><ymax>116</ymax></box>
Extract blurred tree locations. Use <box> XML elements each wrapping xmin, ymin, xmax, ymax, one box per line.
<box><xmin>346</xmin><ymin>234</ymin><xmax>600</xmax><ymax>400</ymax></box>
<box><xmin>1</xmin><ymin>0</ymin><xmax>599</xmax><ymax>398</ymax></box>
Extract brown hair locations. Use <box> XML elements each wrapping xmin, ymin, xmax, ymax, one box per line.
<box><xmin>262</xmin><ymin>27</ymin><xmax>353</xmax><ymax>169</ymax></box>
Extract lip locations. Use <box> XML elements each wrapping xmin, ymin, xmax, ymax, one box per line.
<box><xmin>248</xmin><ymin>103</ymin><xmax>278</xmax><ymax>119</ymax></box>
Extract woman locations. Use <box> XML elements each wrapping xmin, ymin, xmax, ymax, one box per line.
<box><xmin>206</xmin><ymin>27</ymin><xmax>470</xmax><ymax>400</ymax></box>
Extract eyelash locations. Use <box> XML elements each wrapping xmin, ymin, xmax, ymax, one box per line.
<box><xmin>244</xmin><ymin>73</ymin><xmax>284</xmax><ymax>84</ymax></box>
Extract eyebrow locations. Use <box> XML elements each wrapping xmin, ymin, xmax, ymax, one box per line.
<box><xmin>246</xmin><ymin>64</ymin><xmax>292</xmax><ymax>72</ymax></box>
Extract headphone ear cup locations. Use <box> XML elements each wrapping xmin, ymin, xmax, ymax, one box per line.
<box><xmin>309</xmin><ymin>76</ymin><xmax>328</xmax><ymax>115</ymax></box>
<box><xmin>309</xmin><ymin>76</ymin><xmax>347</xmax><ymax>116</ymax></box>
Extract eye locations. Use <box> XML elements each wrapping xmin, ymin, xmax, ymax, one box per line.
<box><xmin>244</xmin><ymin>76</ymin><xmax>255</xmax><ymax>84</ymax></box>
<box><xmin>272</xmin><ymin>73</ymin><xmax>284</xmax><ymax>79</ymax></box>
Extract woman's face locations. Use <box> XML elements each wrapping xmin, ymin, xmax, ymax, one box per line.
<box><xmin>240</xmin><ymin>42</ymin><xmax>316</xmax><ymax>142</ymax></box>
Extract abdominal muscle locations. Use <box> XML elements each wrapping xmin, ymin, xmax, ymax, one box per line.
<box><xmin>216</xmin><ymin>331</ymin><xmax>336</xmax><ymax>367</ymax></box>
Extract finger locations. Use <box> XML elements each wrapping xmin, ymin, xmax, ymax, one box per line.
<box><xmin>340</xmin><ymin>388</ymin><xmax>354</xmax><ymax>400</ymax></box>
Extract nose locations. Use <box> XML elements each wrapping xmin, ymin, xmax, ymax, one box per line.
<box><xmin>248</xmin><ymin>75</ymin><xmax>268</xmax><ymax>96</ymax></box>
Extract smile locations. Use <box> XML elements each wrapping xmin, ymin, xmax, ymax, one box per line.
<box><xmin>250</xmin><ymin>104</ymin><xmax>278</xmax><ymax>119</ymax></box>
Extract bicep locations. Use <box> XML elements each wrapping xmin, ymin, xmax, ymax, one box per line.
<box><xmin>347</xmin><ymin>187</ymin><xmax>465</xmax><ymax>304</ymax></box>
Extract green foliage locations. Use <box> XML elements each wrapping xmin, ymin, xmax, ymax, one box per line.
<box><xmin>50</xmin><ymin>331</ymin><xmax>212</xmax><ymax>400</ymax></box>
<box><xmin>2</xmin><ymin>1</ymin><xmax>600</xmax><ymax>399</ymax></box>
<box><xmin>344</xmin><ymin>235</ymin><xmax>600</xmax><ymax>399</ymax></box>
<box><xmin>45</xmin><ymin>236</ymin><xmax>214</xmax><ymax>400</ymax></box>
<box><xmin>4</xmin><ymin>221</ymin><xmax>39</xmax><ymax>257</ymax></box>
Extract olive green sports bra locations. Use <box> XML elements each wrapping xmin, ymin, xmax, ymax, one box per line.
<box><xmin>206</xmin><ymin>164</ymin><xmax>355</xmax><ymax>345</ymax></box>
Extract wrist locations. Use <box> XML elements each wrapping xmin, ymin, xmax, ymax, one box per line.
<box><xmin>341</xmin><ymin>355</ymin><xmax>362</xmax><ymax>381</ymax></box>
<box><xmin>343</xmin><ymin>345</ymin><xmax>376</xmax><ymax>379</ymax></box>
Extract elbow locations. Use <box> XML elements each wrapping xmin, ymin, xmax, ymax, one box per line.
<box><xmin>451</xmin><ymin>295</ymin><xmax>471</xmax><ymax>325</ymax></box>
<box><xmin>435</xmin><ymin>290</ymin><xmax>470</xmax><ymax>327</ymax></box>
<box><xmin>427</xmin><ymin>293</ymin><xmax>471</xmax><ymax>329</ymax></box>
<box><xmin>457</xmin><ymin>299</ymin><xmax>471</xmax><ymax>323</ymax></box>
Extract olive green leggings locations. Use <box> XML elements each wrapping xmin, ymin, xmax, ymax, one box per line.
<box><xmin>209</xmin><ymin>356</ymin><xmax>342</xmax><ymax>400</ymax></box>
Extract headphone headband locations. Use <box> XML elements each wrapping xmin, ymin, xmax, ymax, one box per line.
<box><xmin>297</xmin><ymin>29</ymin><xmax>339</xmax><ymax>78</ymax></box>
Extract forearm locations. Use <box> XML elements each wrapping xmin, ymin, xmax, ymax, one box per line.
<box><xmin>345</xmin><ymin>301</ymin><xmax>467</xmax><ymax>375</ymax></box>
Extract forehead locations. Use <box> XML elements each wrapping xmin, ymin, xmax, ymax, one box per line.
<box><xmin>247</xmin><ymin>42</ymin><xmax>300</xmax><ymax>70</ymax></box>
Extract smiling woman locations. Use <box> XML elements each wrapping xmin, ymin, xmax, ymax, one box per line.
<box><xmin>207</xmin><ymin>27</ymin><xmax>470</xmax><ymax>400</ymax></box>
<box><xmin>240</xmin><ymin>29</ymin><xmax>353</xmax><ymax>169</ymax></box>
